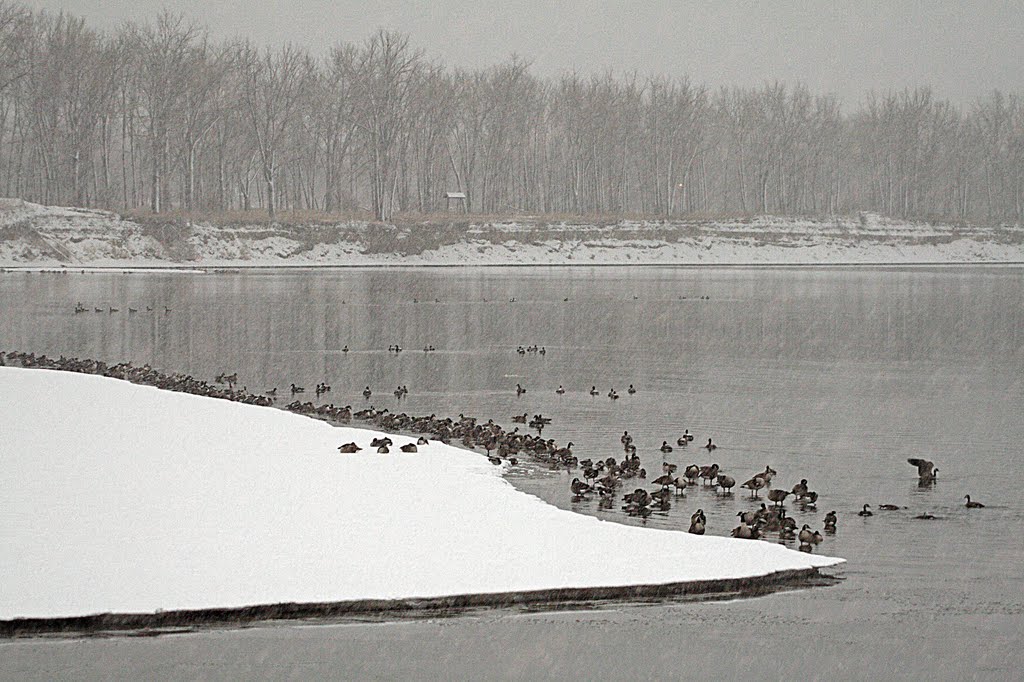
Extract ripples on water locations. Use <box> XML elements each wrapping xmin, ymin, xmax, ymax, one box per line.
<box><xmin>1</xmin><ymin>265</ymin><xmax>1022</xmax><ymax>676</ymax></box>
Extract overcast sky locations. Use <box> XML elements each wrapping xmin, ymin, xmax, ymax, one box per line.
<box><xmin>23</xmin><ymin>0</ymin><xmax>1024</xmax><ymax>107</ymax></box>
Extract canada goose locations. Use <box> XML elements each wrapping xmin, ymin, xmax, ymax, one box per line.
<box><xmin>915</xmin><ymin>513</ymin><xmax>936</xmax><ymax>520</ymax></box>
<box><xmin>698</xmin><ymin>463</ymin><xmax>720</xmax><ymax>484</ymax></box>
<box><xmin>684</xmin><ymin>464</ymin><xmax>700</xmax><ymax>483</ymax></box>
<box><xmin>738</xmin><ymin>509</ymin><xmax>758</xmax><ymax>525</ymax></box>
<box><xmin>768</xmin><ymin>489</ymin><xmax>790</xmax><ymax>506</ymax></box>
<box><xmin>964</xmin><ymin>495</ymin><xmax>985</xmax><ymax>508</ymax></box>
<box><xmin>290</xmin><ymin>383</ymin><xmax>305</xmax><ymax>395</ymax></box>
<box><xmin>742</xmin><ymin>475</ymin><xmax>766</xmax><ymax>497</ymax></box>
<box><xmin>908</xmin><ymin>458</ymin><xmax>937</xmax><ymax>480</ymax></box>
<box><xmin>627</xmin><ymin>385</ymin><xmax>636</xmax><ymax>394</ymax></box>
<box><xmin>858</xmin><ymin>504</ymin><xmax>873</xmax><ymax>517</ymax></box>
<box><xmin>672</xmin><ymin>477</ymin><xmax>687</xmax><ymax>495</ymax></box>
<box><xmin>878</xmin><ymin>504</ymin><xmax>901</xmax><ymax>511</ymax></box>
<box><xmin>811</xmin><ymin>531</ymin><xmax>823</xmax><ymax>545</ymax></box>
<box><xmin>688</xmin><ymin>518</ymin><xmax>705</xmax><ymax>535</ymax></box>
<box><xmin>716</xmin><ymin>474</ymin><xmax>736</xmax><ymax>494</ymax></box>
<box><xmin>824</xmin><ymin>511</ymin><xmax>837</xmax><ymax>529</ymax></box>
<box><xmin>400</xmin><ymin>443</ymin><xmax>418</xmax><ymax>453</ymax></box>
<box><xmin>731</xmin><ymin>521</ymin><xmax>753</xmax><ymax>539</ymax></box>
<box><xmin>798</xmin><ymin>525</ymin><xmax>814</xmax><ymax>544</ymax></box>
<box><xmin>417</xmin><ymin>436</ymin><xmax>429</xmax><ymax>445</ymax></box>
<box><xmin>792</xmin><ymin>479</ymin><xmax>809</xmax><ymax>497</ymax></box>
<box><xmin>705</xmin><ymin>438</ymin><xmax>717</xmax><ymax>451</ymax></box>
<box><xmin>516</xmin><ymin>383</ymin><xmax>526</xmax><ymax>396</ymax></box>
<box><xmin>342</xmin><ymin>345</ymin><xmax>349</xmax><ymax>352</ymax></box>
<box><xmin>337</xmin><ymin>442</ymin><xmax>361</xmax><ymax>453</ymax></box>
<box><xmin>799</xmin><ymin>491</ymin><xmax>818</xmax><ymax>506</ymax></box>
<box><xmin>370</xmin><ymin>437</ymin><xmax>392</xmax><ymax>448</ymax></box>
<box><xmin>376</xmin><ymin>445</ymin><xmax>390</xmax><ymax>454</ymax></box>
<box><xmin>128</xmin><ymin>307</ymin><xmax>137</xmax><ymax>314</ymax></box>
<box><xmin>363</xmin><ymin>386</ymin><xmax>372</xmax><ymax>399</ymax></box>
<box><xmin>556</xmin><ymin>386</ymin><xmax>565</xmax><ymax>394</ymax></box>
<box><xmin>660</xmin><ymin>441</ymin><xmax>673</xmax><ymax>453</ymax></box>
<box><xmin>662</xmin><ymin>461</ymin><xmax>678</xmax><ymax>475</ymax></box>
<box><xmin>652</xmin><ymin>474</ymin><xmax>675</xmax><ymax>488</ymax></box>
<box><xmin>488</xmin><ymin>455</ymin><xmax>502</xmax><ymax>465</ymax></box>
<box><xmin>590</xmin><ymin>386</ymin><xmax>599</xmax><ymax>396</ymax></box>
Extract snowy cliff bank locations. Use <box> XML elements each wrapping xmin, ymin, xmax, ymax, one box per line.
<box><xmin>1</xmin><ymin>198</ymin><xmax>1021</xmax><ymax>267</ymax></box>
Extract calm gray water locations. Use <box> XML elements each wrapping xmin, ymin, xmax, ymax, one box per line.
<box><xmin>2</xmin><ymin>266</ymin><xmax>1023</xmax><ymax>680</ymax></box>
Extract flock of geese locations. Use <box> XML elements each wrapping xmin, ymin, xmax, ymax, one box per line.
<box><xmin>4</xmin><ymin>349</ymin><xmax>988</xmax><ymax>556</ymax></box>
<box><xmin>73</xmin><ymin>302</ymin><xmax>170</xmax><ymax>314</ymax></box>
<box><xmin>567</xmin><ymin>436</ymin><xmax>986</xmax><ymax>551</ymax></box>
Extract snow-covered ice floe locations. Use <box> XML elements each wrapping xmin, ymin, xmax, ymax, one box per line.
<box><xmin>0</xmin><ymin>367</ymin><xmax>843</xmax><ymax>622</ymax></box>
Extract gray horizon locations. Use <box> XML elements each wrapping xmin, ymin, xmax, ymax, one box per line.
<box><xmin>21</xmin><ymin>0</ymin><xmax>1024</xmax><ymax>107</ymax></box>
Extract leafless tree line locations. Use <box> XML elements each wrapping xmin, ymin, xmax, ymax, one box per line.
<box><xmin>0</xmin><ymin>5</ymin><xmax>1021</xmax><ymax>223</ymax></box>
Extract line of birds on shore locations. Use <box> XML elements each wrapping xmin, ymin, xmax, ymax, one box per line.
<box><xmin>73</xmin><ymin>302</ymin><xmax>170</xmax><ymax>314</ymax></box>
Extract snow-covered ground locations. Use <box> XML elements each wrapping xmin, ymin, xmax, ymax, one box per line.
<box><xmin>1</xmin><ymin>198</ymin><xmax>1021</xmax><ymax>267</ymax></box>
<box><xmin>0</xmin><ymin>366</ymin><xmax>842</xmax><ymax>620</ymax></box>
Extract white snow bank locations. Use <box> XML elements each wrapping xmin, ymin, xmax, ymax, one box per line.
<box><xmin>2</xmin><ymin>198</ymin><xmax>1022</xmax><ymax>266</ymax></box>
<box><xmin>0</xmin><ymin>367</ymin><xmax>842</xmax><ymax>620</ymax></box>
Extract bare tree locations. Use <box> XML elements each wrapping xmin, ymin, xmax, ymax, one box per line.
<box><xmin>238</xmin><ymin>43</ymin><xmax>312</xmax><ymax>219</ymax></box>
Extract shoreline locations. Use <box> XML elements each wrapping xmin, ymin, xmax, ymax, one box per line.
<box><xmin>2</xmin><ymin>260</ymin><xmax>1023</xmax><ymax>273</ymax></box>
<box><xmin>1</xmin><ymin>567</ymin><xmax>836</xmax><ymax>639</ymax></box>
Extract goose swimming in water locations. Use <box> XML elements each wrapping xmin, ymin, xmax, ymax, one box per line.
<box><xmin>590</xmin><ymin>386</ymin><xmax>599</xmax><ymax>396</ymax></box>
<box><xmin>878</xmin><ymin>504</ymin><xmax>902</xmax><ymax>511</ymax></box>
<box><xmin>824</xmin><ymin>511</ymin><xmax>837</xmax><ymax>530</ymax></box>
<box><xmin>627</xmin><ymin>385</ymin><xmax>636</xmax><ymax>394</ymax></box>
<box><xmin>704</xmin><ymin>438</ymin><xmax>717</xmax><ymax>451</ymax></box>
<box><xmin>858</xmin><ymin>504</ymin><xmax>873</xmax><ymax>517</ymax></box>
<box><xmin>660</xmin><ymin>441</ymin><xmax>673</xmax><ymax>453</ymax></box>
<box><xmin>964</xmin><ymin>495</ymin><xmax>985</xmax><ymax>508</ymax></box>
<box><xmin>556</xmin><ymin>385</ymin><xmax>565</xmax><ymax>394</ymax></box>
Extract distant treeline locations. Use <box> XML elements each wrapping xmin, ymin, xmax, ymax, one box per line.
<box><xmin>0</xmin><ymin>4</ymin><xmax>1021</xmax><ymax>223</ymax></box>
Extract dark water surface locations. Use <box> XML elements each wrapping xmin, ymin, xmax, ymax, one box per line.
<box><xmin>2</xmin><ymin>266</ymin><xmax>1023</xmax><ymax>680</ymax></box>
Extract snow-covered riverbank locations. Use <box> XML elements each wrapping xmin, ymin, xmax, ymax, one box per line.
<box><xmin>0</xmin><ymin>366</ymin><xmax>841</xmax><ymax>623</ymax></box>
<box><xmin>1</xmin><ymin>198</ymin><xmax>1021</xmax><ymax>267</ymax></box>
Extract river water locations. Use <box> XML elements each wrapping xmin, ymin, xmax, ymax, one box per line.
<box><xmin>1</xmin><ymin>266</ymin><xmax>1022</xmax><ymax>680</ymax></box>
